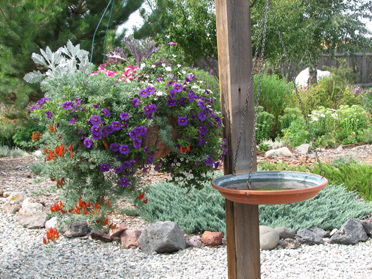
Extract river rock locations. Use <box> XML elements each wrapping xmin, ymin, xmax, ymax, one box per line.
<box><xmin>278</xmin><ymin>238</ymin><xmax>301</xmax><ymax>249</ymax></box>
<box><xmin>45</xmin><ymin>217</ymin><xmax>58</xmax><ymax>231</ymax></box>
<box><xmin>18</xmin><ymin>198</ymin><xmax>44</xmax><ymax>215</ymax></box>
<box><xmin>260</xmin><ymin>226</ymin><xmax>280</xmax><ymax>250</ymax></box>
<box><xmin>201</xmin><ymin>231</ymin><xmax>223</xmax><ymax>246</ymax></box>
<box><xmin>275</xmin><ymin>227</ymin><xmax>296</xmax><ymax>239</ymax></box>
<box><xmin>3</xmin><ymin>192</ymin><xmax>27</xmax><ymax>214</ymax></box>
<box><xmin>186</xmin><ymin>236</ymin><xmax>202</xmax><ymax>248</ymax></box>
<box><xmin>120</xmin><ymin>229</ymin><xmax>142</xmax><ymax>249</ymax></box>
<box><xmin>64</xmin><ymin>221</ymin><xmax>91</xmax><ymax>238</ymax></box>
<box><xmin>91</xmin><ymin>229</ymin><xmax>113</xmax><ymax>242</ymax></box>
<box><xmin>17</xmin><ymin>210</ymin><xmax>48</xmax><ymax>229</ymax></box>
<box><xmin>109</xmin><ymin>224</ymin><xmax>128</xmax><ymax>238</ymax></box>
<box><xmin>329</xmin><ymin>219</ymin><xmax>368</xmax><ymax>245</ymax></box>
<box><xmin>360</xmin><ymin>220</ymin><xmax>372</xmax><ymax>237</ymax></box>
<box><xmin>138</xmin><ymin>221</ymin><xmax>186</xmax><ymax>254</ymax></box>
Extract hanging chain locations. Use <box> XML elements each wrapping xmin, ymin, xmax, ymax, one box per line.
<box><xmin>232</xmin><ymin>0</ymin><xmax>270</xmax><ymax>188</ymax></box>
<box><xmin>268</xmin><ymin>1</ymin><xmax>326</xmax><ymax>177</ymax></box>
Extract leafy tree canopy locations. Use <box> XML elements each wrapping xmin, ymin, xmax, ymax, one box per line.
<box><xmin>134</xmin><ymin>0</ymin><xmax>372</xmax><ymax>78</ymax></box>
<box><xmin>0</xmin><ymin>0</ymin><xmax>144</xmax><ymax>108</ymax></box>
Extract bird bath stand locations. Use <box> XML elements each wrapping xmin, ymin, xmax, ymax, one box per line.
<box><xmin>214</xmin><ymin>0</ymin><xmax>328</xmax><ymax>278</ymax></box>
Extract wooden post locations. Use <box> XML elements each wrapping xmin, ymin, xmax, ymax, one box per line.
<box><xmin>215</xmin><ymin>0</ymin><xmax>260</xmax><ymax>278</ymax></box>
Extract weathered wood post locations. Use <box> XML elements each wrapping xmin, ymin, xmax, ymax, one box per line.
<box><xmin>215</xmin><ymin>0</ymin><xmax>260</xmax><ymax>278</ymax></box>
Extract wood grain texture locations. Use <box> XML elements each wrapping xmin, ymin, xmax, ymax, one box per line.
<box><xmin>215</xmin><ymin>0</ymin><xmax>260</xmax><ymax>278</ymax></box>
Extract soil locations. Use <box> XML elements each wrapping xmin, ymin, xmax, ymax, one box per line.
<box><xmin>1</xmin><ymin>144</ymin><xmax>372</xmax><ymax>230</ymax></box>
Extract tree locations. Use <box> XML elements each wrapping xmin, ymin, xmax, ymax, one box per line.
<box><xmin>135</xmin><ymin>0</ymin><xmax>372</xmax><ymax>84</ymax></box>
<box><xmin>134</xmin><ymin>0</ymin><xmax>218</xmax><ymax>74</ymax></box>
<box><xmin>0</xmin><ymin>0</ymin><xmax>144</xmax><ymax>109</ymax></box>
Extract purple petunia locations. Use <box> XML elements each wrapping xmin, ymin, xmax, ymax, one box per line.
<box><xmin>101</xmin><ymin>108</ymin><xmax>110</xmax><ymax>116</ymax></box>
<box><xmin>199</xmin><ymin>138</ymin><xmax>206</xmax><ymax>146</ymax></box>
<box><xmin>150</xmin><ymin>104</ymin><xmax>157</xmax><ymax>113</ymax></box>
<box><xmin>133</xmin><ymin>138</ymin><xmax>142</xmax><ymax>149</ymax></box>
<box><xmin>119</xmin><ymin>144</ymin><xmax>129</xmax><ymax>154</ymax></box>
<box><xmin>173</xmin><ymin>83</ymin><xmax>183</xmax><ymax>92</ymax></box>
<box><xmin>122</xmin><ymin>161</ymin><xmax>132</xmax><ymax>169</ymax></box>
<box><xmin>179</xmin><ymin>97</ymin><xmax>186</xmax><ymax>106</ymax></box>
<box><xmin>178</xmin><ymin>116</ymin><xmax>188</xmax><ymax>126</ymax></box>
<box><xmin>112</xmin><ymin>121</ymin><xmax>121</xmax><ymax>131</ymax></box>
<box><xmin>93</xmin><ymin>104</ymin><xmax>99</xmax><ymax>109</ymax></box>
<box><xmin>70</xmin><ymin>118</ymin><xmax>76</xmax><ymax>124</ymax></box>
<box><xmin>91</xmin><ymin>125</ymin><xmax>102</xmax><ymax>134</ymax></box>
<box><xmin>90</xmin><ymin>115</ymin><xmax>101</xmax><ymax>125</ymax></box>
<box><xmin>157</xmin><ymin>77</ymin><xmax>163</xmax><ymax>82</ymax></box>
<box><xmin>146</xmin><ymin>155</ymin><xmax>154</xmax><ymax>164</ymax></box>
<box><xmin>187</xmin><ymin>91</ymin><xmax>196</xmax><ymax>102</ymax></box>
<box><xmin>114</xmin><ymin>165</ymin><xmax>123</xmax><ymax>173</ymax></box>
<box><xmin>128</xmin><ymin>129</ymin><xmax>137</xmax><ymax>139</ymax></box>
<box><xmin>30</xmin><ymin>106</ymin><xmax>37</xmax><ymax>112</ymax></box>
<box><xmin>204</xmin><ymin>155</ymin><xmax>214</xmax><ymax>167</ymax></box>
<box><xmin>36</xmin><ymin>97</ymin><xmax>50</xmax><ymax>106</ymax></box>
<box><xmin>110</xmin><ymin>143</ymin><xmax>119</xmax><ymax>152</ymax></box>
<box><xmin>198</xmin><ymin>111</ymin><xmax>206</xmax><ymax>122</ymax></box>
<box><xmin>169</xmin><ymin>89</ymin><xmax>176</xmax><ymax>99</ymax></box>
<box><xmin>168</xmin><ymin>99</ymin><xmax>176</xmax><ymax>107</ymax></box>
<box><xmin>198</xmin><ymin>100</ymin><xmax>206</xmax><ymax>110</ymax></box>
<box><xmin>46</xmin><ymin>111</ymin><xmax>52</xmax><ymax>118</ymax></box>
<box><xmin>199</xmin><ymin>126</ymin><xmax>207</xmax><ymax>135</ymax></box>
<box><xmin>144</xmin><ymin>105</ymin><xmax>151</xmax><ymax>114</ymax></box>
<box><xmin>120</xmin><ymin>112</ymin><xmax>129</xmax><ymax>121</ymax></box>
<box><xmin>139</xmin><ymin>89</ymin><xmax>148</xmax><ymax>98</ymax></box>
<box><xmin>92</xmin><ymin>133</ymin><xmax>101</xmax><ymax>140</ymax></box>
<box><xmin>62</xmin><ymin>101</ymin><xmax>73</xmax><ymax>109</ymax></box>
<box><xmin>139</xmin><ymin>126</ymin><xmax>147</xmax><ymax>136</ymax></box>
<box><xmin>119</xmin><ymin>177</ymin><xmax>129</xmax><ymax>187</ymax></box>
<box><xmin>187</xmin><ymin>73</ymin><xmax>196</xmax><ymax>81</ymax></box>
<box><xmin>121</xmin><ymin>122</ymin><xmax>128</xmax><ymax>129</ymax></box>
<box><xmin>100</xmin><ymin>163</ymin><xmax>110</xmax><ymax>172</ymax></box>
<box><xmin>146</xmin><ymin>86</ymin><xmax>155</xmax><ymax>95</ymax></box>
<box><xmin>104</xmin><ymin>125</ymin><xmax>114</xmax><ymax>134</ymax></box>
<box><xmin>84</xmin><ymin>138</ymin><xmax>93</xmax><ymax>148</ymax></box>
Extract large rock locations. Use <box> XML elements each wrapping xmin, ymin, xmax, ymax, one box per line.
<box><xmin>275</xmin><ymin>227</ymin><xmax>296</xmax><ymax>239</ymax></box>
<box><xmin>295</xmin><ymin>67</ymin><xmax>331</xmax><ymax>87</ymax></box>
<box><xmin>265</xmin><ymin>147</ymin><xmax>292</xmax><ymax>158</ymax></box>
<box><xmin>360</xmin><ymin>220</ymin><xmax>372</xmax><ymax>237</ymax></box>
<box><xmin>329</xmin><ymin>219</ymin><xmax>368</xmax><ymax>245</ymax></box>
<box><xmin>201</xmin><ymin>231</ymin><xmax>223</xmax><ymax>246</ymax></box>
<box><xmin>309</xmin><ymin>227</ymin><xmax>330</xmax><ymax>238</ymax></box>
<box><xmin>296</xmin><ymin>229</ymin><xmax>324</xmax><ymax>245</ymax></box>
<box><xmin>17</xmin><ymin>210</ymin><xmax>48</xmax><ymax>229</ymax></box>
<box><xmin>293</xmin><ymin>144</ymin><xmax>310</xmax><ymax>155</ymax></box>
<box><xmin>260</xmin><ymin>226</ymin><xmax>280</xmax><ymax>250</ymax></box>
<box><xmin>18</xmin><ymin>198</ymin><xmax>44</xmax><ymax>215</ymax></box>
<box><xmin>120</xmin><ymin>229</ymin><xmax>142</xmax><ymax>249</ymax></box>
<box><xmin>138</xmin><ymin>221</ymin><xmax>186</xmax><ymax>254</ymax></box>
<box><xmin>64</xmin><ymin>221</ymin><xmax>91</xmax><ymax>238</ymax></box>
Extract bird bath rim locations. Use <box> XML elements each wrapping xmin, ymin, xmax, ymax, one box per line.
<box><xmin>211</xmin><ymin>171</ymin><xmax>328</xmax><ymax>205</ymax></box>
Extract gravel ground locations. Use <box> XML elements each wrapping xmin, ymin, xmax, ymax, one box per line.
<box><xmin>1</xmin><ymin>210</ymin><xmax>372</xmax><ymax>279</ymax></box>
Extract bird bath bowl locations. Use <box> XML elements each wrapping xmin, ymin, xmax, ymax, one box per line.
<box><xmin>211</xmin><ymin>171</ymin><xmax>328</xmax><ymax>205</ymax></box>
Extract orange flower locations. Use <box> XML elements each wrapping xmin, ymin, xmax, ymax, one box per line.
<box><xmin>137</xmin><ymin>192</ymin><xmax>145</xmax><ymax>200</ymax></box>
<box><xmin>103</xmin><ymin>218</ymin><xmax>108</xmax><ymax>226</ymax></box>
<box><xmin>103</xmin><ymin>139</ymin><xmax>108</xmax><ymax>149</ymax></box>
<box><xmin>143</xmin><ymin>198</ymin><xmax>148</xmax><ymax>204</ymax></box>
<box><xmin>32</xmin><ymin>132</ymin><xmax>36</xmax><ymax>141</ymax></box>
<box><xmin>49</xmin><ymin>123</ymin><xmax>54</xmax><ymax>132</ymax></box>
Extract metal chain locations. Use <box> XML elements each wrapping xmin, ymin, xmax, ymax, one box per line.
<box><xmin>268</xmin><ymin>1</ymin><xmax>326</xmax><ymax>177</ymax></box>
<box><xmin>232</xmin><ymin>0</ymin><xmax>270</xmax><ymax>178</ymax></box>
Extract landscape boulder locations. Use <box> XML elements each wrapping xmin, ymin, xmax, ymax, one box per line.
<box><xmin>309</xmin><ymin>227</ymin><xmax>330</xmax><ymax>238</ymax></box>
<box><xmin>109</xmin><ymin>224</ymin><xmax>128</xmax><ymax>238</ymax></box>
<box><xmin>296</xmin><ymin>229</ymin><xmax>324</xmax><ymax>245</ymax></box>
<box><xmin>138</xmin><ymin>221</ymin><xmax>186</xmax><ymax>254</ymax></box>
<box><xmin>201</xmin><ymin>231</ymin><xmax>223</xmax><ymax>246</ymax></box>
<box><xmin>329</xmin><ymin>219</ymin><xmax>368</xmax><ymax>245</ymax></box>
<box><xmin>293</xmin><ymin>144</ymin><xmax>310</xmax><ymax>155</ymax></box>
<box><xmin>260</xmin><ymin>226</ymin><xmax>280</xmax><ymax>250</ymax></box>
<box><xmin>2</xmin><ymin>192</ymin><xmax>27</xmax><ymax>214</ymax></box>
<box><xmin>17</xmin><ymin>209</ymin><xmax>48</xmax><ymax>229</ymax></box>
<box><xmin>91</xmin><ymin>229</ymin><xmax>113</xmax><ymax>242</ymax></box>
<box><xmin>278</xmin><ymin>238</ymin><xmax>301</xmax><ymax>249</ymax></box>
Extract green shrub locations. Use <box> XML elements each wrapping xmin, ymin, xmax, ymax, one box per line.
<box><xmin>256</xmin><ymin>106</ymin><xmax>275</xmax><ymax>143</ymax></box>
<box><xmin>0</xmin><ymin>117</ymin><xmax>18</xmax><ymax>147</ymax></box>
<box><xmin>136</xmin><ymin>172</ymin><xmax>372</xmax><ymax>233</ymax></box>
<box><xmin>29</xmin><ymin>162</ymin><xmax>44</xmax><ymax>175</ymax></box>
<box><xmin>0</xmin><ymin>146</ymin><xmax>29</xmax><ymax>157</ymax></box>
<box><xmin>281</xmin><ymin>105</ymin><xmax>372</xmax><ymax>147</ymax></box>
<box><xmin>278</xmin><ymin>107</ymin><xmax>303</xmax><ymax>133</ymax></box>
<box><xmin>259</xmin><ymin>160</ymin><xmax>372</xmax><ymax>201</ymax></box>
<box><xmin>254</xmin><ymin>72</ymin><xmax>295</xmax><ymax>137</ymax></box>
<box><xmin>13</xmin><ymin>120</ymin><xmax>46</xmax><ymax>148</ymax></box>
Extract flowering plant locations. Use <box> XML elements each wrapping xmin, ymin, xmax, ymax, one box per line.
<box><xmin>25</xmin><ymin>41</ymin><xmax>226</xmax><ymax>220</ymax></box>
